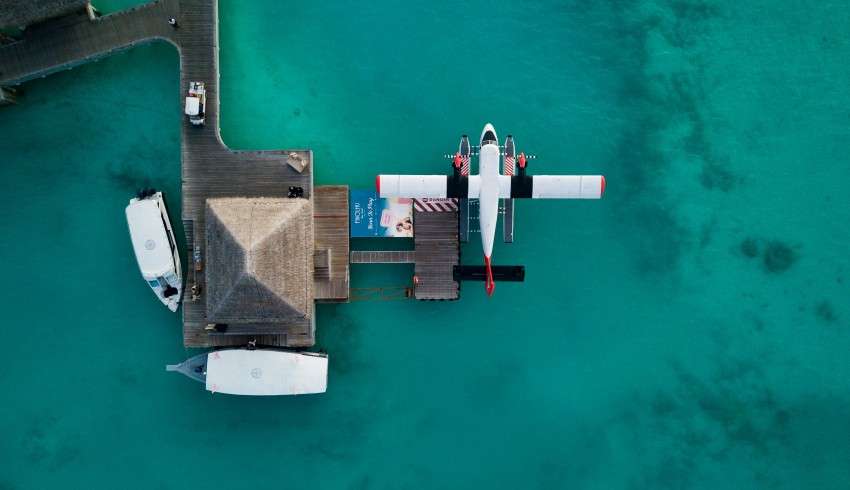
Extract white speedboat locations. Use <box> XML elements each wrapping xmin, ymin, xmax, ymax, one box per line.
<box><xmin>167</xmin><ymin>349</ymin><xmax>329</xmax><ymax>396</ymax></box>
<box><xmin>126</xmin><ymin>189</ymin><xmax>183</xmax><ymax>312</ymax></box>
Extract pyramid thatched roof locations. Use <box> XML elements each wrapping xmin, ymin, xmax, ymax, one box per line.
<box><xmin>205</xmin><ymin>197</ymin><xmax>314</xmax><ymax>323</ymax></box>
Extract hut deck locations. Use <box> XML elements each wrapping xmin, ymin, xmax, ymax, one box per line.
<box><xmin>413</xmin><ymin>210</ymin><xmax>459</xmax><ymax>300</ymax></box>
<box><xmin>0</xmin><ymin>1</ymin><xmax>329</xmax><ymax>348</ymax></box>
<box><xmin>313</xmin><ymin>185</ymin><xmax>350</xmax><ymax>302</ymax></box>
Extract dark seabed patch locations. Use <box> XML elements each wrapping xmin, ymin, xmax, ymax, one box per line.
<box><xmin>740</xmin><ymin>237</ymin><xmax>759</xmax><ymax>258</ymax></box>
<box><xmin>607</xmin><ymin>0</ymin><xmax>736</xmax><ymax>275</ymax></box>
<box><xmin>106</xmin><ymin>160</ymin><xmax>154</xmax><ymax>192</ymax></box>
<box><xmin>700</xmin><ymin>158</ymin><xmax>738</xmax><ymax>191</ymax></box>
<box><xmin>737</xmin><ymin>237</ymin><xmax>800</xmax><ymax>274</ymax></box>
<box><xmin>21</xmin><ymin>415</ymin><xmax>82</xmax><ymax>471</ymax></box>
<box><xmin>762</xmin><ymin>240</ymin><xmax>798</xmax><ymax>274</ymax></box>
<box><xmin>613</xmin><ymin>341</ymin><xmax>797</xmax><ymax>489</ymax></box>
<box><xmin>815</xmin><ymin>301</ymin><xmax>837</xmax><ymax>324</ymax></box>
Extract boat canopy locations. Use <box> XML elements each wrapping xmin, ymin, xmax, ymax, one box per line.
<box><xmin>205</xmin><ymin>349</ymin><xmax>328</xmax><ymax>396</ymax></box>
<box><xmin>126</xmin><ymin>199</ymin><xmax>174</xmax><ymax>279</ymax></box>
<box><xmin>184</xmin><ymin>96</ymin><xmax>200</xmax><ymax>116</ymax></box>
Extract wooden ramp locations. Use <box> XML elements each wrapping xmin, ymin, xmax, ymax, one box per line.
<box><xmin>413</xmin><ymin>209</ymin><xmax>459</xmax><ymax>300</ymax></box>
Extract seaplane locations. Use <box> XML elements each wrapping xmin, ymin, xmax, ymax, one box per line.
<box><xmin>376</xmin><ymin>123</ymin><xmax>605</xmax><ymax>296</ymax></box>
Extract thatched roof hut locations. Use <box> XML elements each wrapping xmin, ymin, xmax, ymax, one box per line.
<box><xmin>0</xmin><ymin>0</ymin><xmax>89</xmax><ymax>30</ymax></box>
<box><xmin>205</xmin><ymin>197</ymin><xmax>314</xmax><ymax>325</ymax></box>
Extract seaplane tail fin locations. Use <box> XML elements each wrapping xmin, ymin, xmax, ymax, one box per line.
<box><xmin>484</xmin><ymin>256</ymin><xmax>495</xmax><ymax>296</ymax></box>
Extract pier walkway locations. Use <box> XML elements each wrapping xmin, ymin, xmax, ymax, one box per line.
<box><xmin>0</xmin><ymin>1</ymin><xmax>344</xmax><ymax>348</ymax></box>
<box><xmin>0</xmin><ymin>1</ymin><xmax>178</xmax><ymax>84</ymax></box>
<box><xmin>350</xmin><ymin>251</ymin><xmax>416</xmax><ymax>264</ymax></box>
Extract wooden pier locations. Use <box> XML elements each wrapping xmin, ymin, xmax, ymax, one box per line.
<box><xmin>0</xmin><ymin>1</ymin><xmax>179</xmax><ymax>84</ymax></box>
<box><xmin>412</xmin><ymin>209</ymin><xmax>460</xmax><ymax>300</ymax></box>
<box><xmin>0</xmin><ymin>0</ymin><xmax>349</xmax><ymax>348</ymax></box>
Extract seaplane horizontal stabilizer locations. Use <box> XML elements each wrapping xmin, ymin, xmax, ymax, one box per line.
<box><xmin>453</xmin><ymin>265</ymin><xmax>525</xmax><ymax>282</ymax></box>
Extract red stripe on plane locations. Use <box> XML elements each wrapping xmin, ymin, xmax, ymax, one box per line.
<box><xmin>484</xmin><ymin>256</ymin><xmax>495</xmax><ymax>296</ymax></box>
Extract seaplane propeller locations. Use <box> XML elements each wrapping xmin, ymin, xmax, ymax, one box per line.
<box><xmin>377</xmin><ymin>123</ymin><xmax>605</xmax><ymax>297</ymax></box>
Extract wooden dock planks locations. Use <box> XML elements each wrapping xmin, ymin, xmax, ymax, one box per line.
<box><xmin>313</xmin><ymin>185</ymin><xmax>350</xmax><ymax>302</ymax></box>
<box><xmin>413</xmin><ymin>210</ymin><xmax>459</xmax><ymax>300</ymax></box>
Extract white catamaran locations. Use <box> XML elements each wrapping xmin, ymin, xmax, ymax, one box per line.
<box><xmin>167</xmin><ymin>349</ymin><xmax>329</xmax><ymax>396</ymax></box>
<box><xmin>126</xmin><ymin>190</ymin><xmax>183</xmax><ymax>312</ymax></box>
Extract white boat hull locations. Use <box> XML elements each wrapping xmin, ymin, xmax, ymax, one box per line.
<box><xmin>168</xmin><ymin>349</ymin><xmax>329</xmax><ymax>396</ymax></box>
<box><xmin>126</xmin><ymin>191</ymin><xmax>183</xmax><ymax>312</ymax></box>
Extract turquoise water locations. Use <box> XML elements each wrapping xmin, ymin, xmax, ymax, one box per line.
<box><xmin>2</xmin><ymin>1</ymin><xmax>850</xmax><ymax>488</ymax></box>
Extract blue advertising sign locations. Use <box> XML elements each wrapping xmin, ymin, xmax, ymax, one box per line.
<box><xmin>350</xmin><ymin>190</ymin><xmax>413</xmax><ymax>238</ymax></box>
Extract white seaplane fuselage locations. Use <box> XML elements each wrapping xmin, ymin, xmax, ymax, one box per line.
<box><xmin>477</xmin><ymin>127</ymin><xmax>502</xmax><ymax>262</ymax></box>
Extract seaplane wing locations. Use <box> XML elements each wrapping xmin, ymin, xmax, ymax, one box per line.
<box><xmin>377</xmin><ymin>175</ymin><xmax>481</xmax><ymax>199</ymax></box>
<box><xmin>375</xmin><ymin>174</ymin><xmax>604</xmax><ymax>200</ymax></box>
<box><xmin>500</xmin><ymin>174</ymin><xmax>606</xmax><ymax>199</ymax></box>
